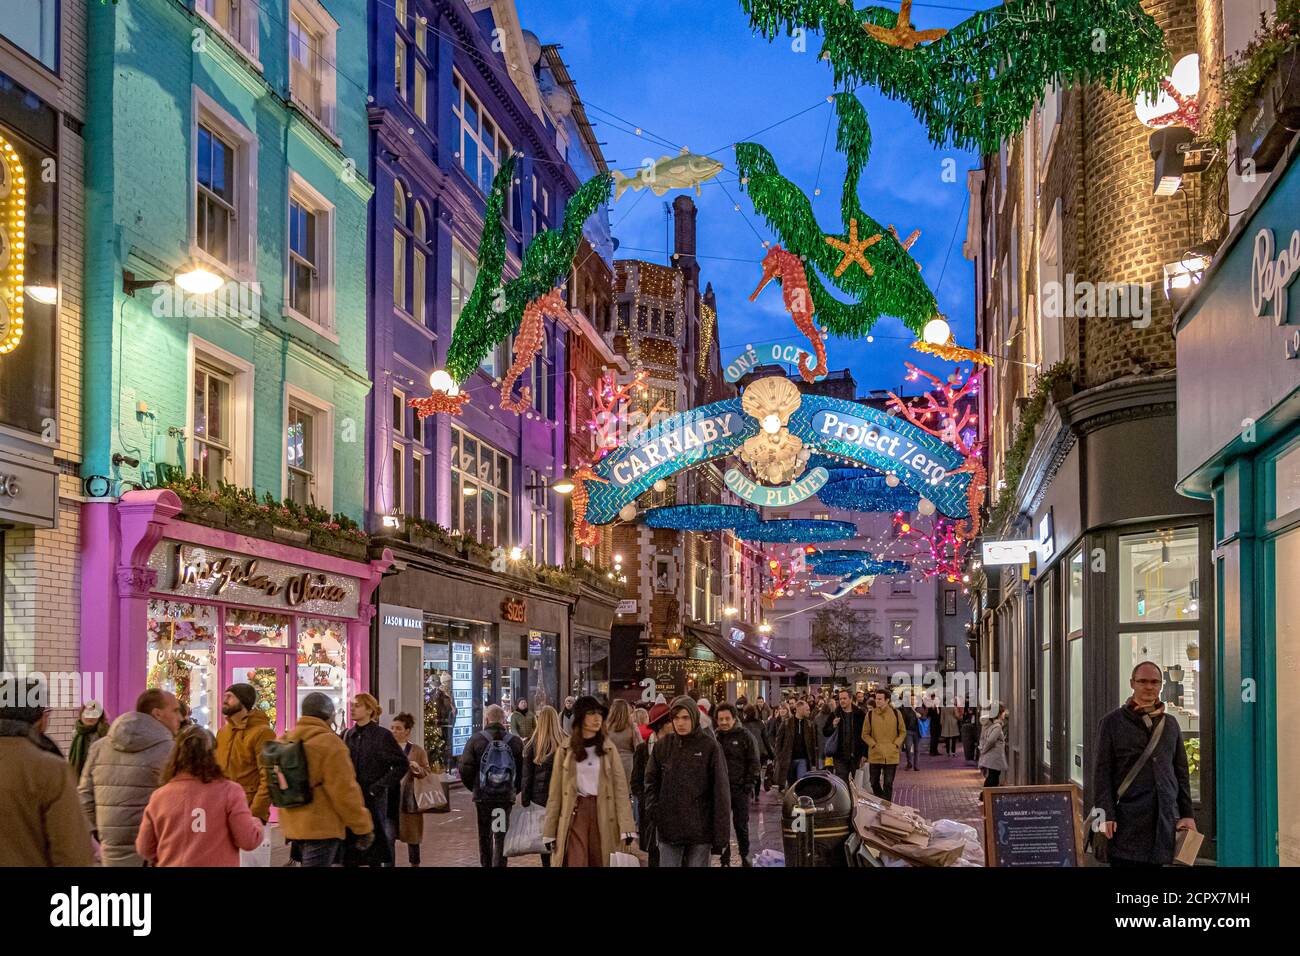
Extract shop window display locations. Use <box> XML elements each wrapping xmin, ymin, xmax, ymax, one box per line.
<box><xmin>147</xmin><ymin>601</ymin><xmax>218</xmax><ymax>730</ymax></box>
<box><xmin>297</xmin><ymin>618</ymin><xmax>347</xmax><ymax>727</ymax></box>
<box><xmin>1119</xmin><ymin>528</ymin><xmax>1199</xmax><ymax>624</ymax></box>
<box><xmin>1118</xmin><ymin>629</ymin><xmax>1201</xmax><ymax>801</ymax></box>
<box><xmin>224</xmin><ymin>608</ymin><xmax>291</xmax><ymax>647</ymax></box>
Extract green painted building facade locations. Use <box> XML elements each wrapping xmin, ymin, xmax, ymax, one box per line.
<box><xmin>83</xmin><ymin>0</ymin><xmax>372</xmax><ymax>521</ymax></box>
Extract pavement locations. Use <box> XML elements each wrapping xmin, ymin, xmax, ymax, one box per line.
<box><xmin>267</xmin><ymin>750</ymin><xmax>987</xmax><ymax>867</ymax></box>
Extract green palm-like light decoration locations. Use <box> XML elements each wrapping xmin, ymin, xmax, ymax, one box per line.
<box><xmin>737</xmin><ymin>92</ymin><xmax>937</xmax><ymax>336</ymax></box>
<box><xmin>446</xmin><ymin>155</ymin><xmax>613</xmax><ymax>384</ymax></box>
<box><xmin>740</xmin><ymin>0</ymin><xmax>1169</xmax><ymax>154</ymax></box>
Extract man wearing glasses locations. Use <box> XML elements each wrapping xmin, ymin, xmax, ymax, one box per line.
<box><xmin>1091</xmin><ymin>660</ymin><xmax>1197</xmax><ymax>866</ymax></box>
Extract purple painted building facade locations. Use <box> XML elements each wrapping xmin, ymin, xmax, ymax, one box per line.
<box><xmin>368</xmin><ymin>0</ymin><xmax>605</xmax><ymax>753</ymax></box>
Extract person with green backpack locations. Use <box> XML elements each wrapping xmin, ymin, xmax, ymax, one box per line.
<box><xmin>257</xmin><ymin>692</ymin><xmax>373</xmax><ymax>867</ymax></box>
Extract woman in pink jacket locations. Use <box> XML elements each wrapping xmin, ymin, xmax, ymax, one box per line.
<box><xmin>137</xmin><ymin>727</ymin><xmax>264</xmax><ymax>867</ymax></box>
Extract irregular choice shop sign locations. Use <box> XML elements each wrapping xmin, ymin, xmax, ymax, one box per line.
<box><xmin>582</xmin><ymin>395</ymin><xmax>972</xmax><ymax>523</ymax></box>
<box><xmin>146</xmin><ymin>541</ymin><xmax>362</xmax><ymax>617</ymax></box>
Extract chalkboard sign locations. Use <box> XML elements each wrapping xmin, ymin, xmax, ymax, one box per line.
<box><xmin>982</xmin><ymin>785</ymin><xmax>1085</xmax><ymax>867</ymax></box>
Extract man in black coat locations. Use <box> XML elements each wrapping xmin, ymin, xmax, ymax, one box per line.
<box><xmin>342</xmin><ymin>695</ymin><xmax>409</xmax><ymax>867</ymax></box>
<box><xmin>1092</xmin><ymin>661</ymin><xmax>1197</xmax><ymax>866</ymax></box>
<box><xmin>644</xmin><ymin>696</ymin><xmax>731</xmax><ymax>867</ymax></box>
<box><xmin>715</xmin><ymin>703</ymin><xmax>759</xmax><ymax>866</ymax></box>
<box><xmin>823</xmin><ymin>688</ymin><xmax>868</xmax><ymax>784</ymax></box>
<box><xmin>458</xmin><ymin>704</ymin><xmax>524</xmax><ymax>867</ymax></box>
<box><xmin>774</xmin><ymin>699</ymin><xmax>820</xmax><ymax>787</ymax></box>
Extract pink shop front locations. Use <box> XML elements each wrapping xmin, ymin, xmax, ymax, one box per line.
<box><xmin>81</xmin><ymin>490</ymin><xmax>391</xmax><ymax>734</ymax></box>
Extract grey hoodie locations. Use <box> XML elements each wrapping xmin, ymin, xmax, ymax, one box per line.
<box><xmin>78</xmin><ymin>711</ymin><xmax>174</xmax><ymax>866</ymax></box>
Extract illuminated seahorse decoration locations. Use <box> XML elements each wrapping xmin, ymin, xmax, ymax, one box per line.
<box><xmin>571</xmin><ymin>464</ymin><xmax>608</xmax><ymax>547</ymax></box>
<box><xmin>0</xmin><ymin>134</ymin><xmax>28</xmax><ymax>355</ymax></box>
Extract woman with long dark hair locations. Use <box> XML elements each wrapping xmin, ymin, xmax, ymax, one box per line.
<box><xmin>136</xmin><ymin>728</ymin><xmax>263</xmax><ymax>867</ymax></box>
<box><xmin>542</xmin><ymin>696</ymin><xmax>635</xmax><ymax>867</ymax></box>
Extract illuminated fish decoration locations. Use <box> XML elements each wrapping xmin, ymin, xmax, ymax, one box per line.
<box><xmin>613</xmin><ymin>149</ymin><xmax>724</xmax><ymax>200</ymax></box>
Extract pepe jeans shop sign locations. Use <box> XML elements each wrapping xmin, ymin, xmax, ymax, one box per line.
<box><xmin>1250</xmin><ymin>227</ymin><xmax>1300</xmax><ymax>359</ymax></box>
<box><xmin>147</xmin><ymin>542</ymin><xmax>361</xmax><ymax>617</ymax></box>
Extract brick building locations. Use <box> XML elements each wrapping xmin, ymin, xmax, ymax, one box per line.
<box><xmin>0</xmin><ymin>2</ymin><xmax>87</xmax><ymax>748</ymax></box>
<box><xmin>608</xmin><ymin>198</ymin><xmax>772</xmax><ymax>704</ymax></box>
<box><xmin>965</xmin><ymin>0</ymin><xmax>1216</xmax><ymax>849</ymax></box>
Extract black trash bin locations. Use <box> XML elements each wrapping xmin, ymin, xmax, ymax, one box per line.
<box><xmin>962</xmin><ymin>721</ymin><xmax>979</xmax><ymax>761</ymax></box>
<box><xmin>780</xmin><ymin>771</ymin><xmax>852</xmax><ymax>867</ymax></box>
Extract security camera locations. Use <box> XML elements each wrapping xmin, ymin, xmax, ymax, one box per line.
<box><xmin>112</xmin><ymin>452</ymin><xmax>140</xmax><ymax>469</ymax></box>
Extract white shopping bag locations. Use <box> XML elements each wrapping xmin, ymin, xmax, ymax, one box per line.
<box><xmin>608</xmin><ymin>851</ymin><xmax>640</xmax><ymax>867</ymax></box>
<box><xmin>239</xmin><ymin>829</ymin><xmax>272</xmax><ymax>867</ymax></box>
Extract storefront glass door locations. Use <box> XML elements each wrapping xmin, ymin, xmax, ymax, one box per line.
<box><xmin>1269</xmin><ymin>436</ymin><xmax>1300</xmax><ymax>865</ymax></box>
<box><xmin>225</xmin><ymin>651</ymin><xmax>287</xmax><ymax>736</ymax></box>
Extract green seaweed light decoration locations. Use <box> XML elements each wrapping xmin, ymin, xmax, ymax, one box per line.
<box><xmin>445</xmin><ymin>155</ymin><xmax>613</xmax><ymax>384</ymax></box>
<box><xmin>737</xmin><ymin>92</ymin><xmax>938</xmax><ymax>336</ymax></box>
<box><xmin>733</xmin><ymin>0</ymin><xmax>1170</xmax><ymax>339</ymax></box>
<box><xmin>740</xmin><ymin>0</ymin><xmax>1169</xmax><ymax>154</ymax></box>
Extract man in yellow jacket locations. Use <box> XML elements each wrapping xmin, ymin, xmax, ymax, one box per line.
<box><xmin>861</xmin><ymin>689</ymin><xmax>907</xmax><ymax>802</ymax></box>
<box><xmin>216</xmin><ymin>683</ymin><xmax>276</xmax><ymax>822</ymax></box>
<box><xmin>254</xmin><ymin>692</ymin><xmax>373</xmax><ymax>866</ymax></box>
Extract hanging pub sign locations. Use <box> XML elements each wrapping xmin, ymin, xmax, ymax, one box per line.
<box><xmin>583</xmin><ymin>394</ymin><xmax>972</xmax><ymax>524</ymax></box>
<box><xmin>148</xmin><ymin>541</ymin><xmax>360</xmax><ymax>617</ymax></box>
<box><xmin>502</xmin><ymin>597</ymin><xmax>527</xmax><ymax>623</ymax></box>
<box><xmin>724</xmin><ymin>466</ymin><xmax>829</xmax><ymax>507</ymax></box>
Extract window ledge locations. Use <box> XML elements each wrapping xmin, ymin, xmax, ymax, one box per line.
<box><xmin>194</xmin><ymin>11</ymin><xmax>265</xmax><ymax>74</ymax></box>
<box><xmin>187</xmin><ymin>243</ymin><xmax>255</xmax><ymax>286</ymax></box>
<box><xmin>395</xmin><ymin>309</ymin><xmax>436</xmax><ymax>340</ymax></box>
<box><xmin>284</xmin><ymin>306</ymin><xmax>340</xmax><ymax>343</ymax></box>
<box><xmin>289</xmin><ymin>96</ymin><xmax>342</xmax><ymax>148</ymax></box>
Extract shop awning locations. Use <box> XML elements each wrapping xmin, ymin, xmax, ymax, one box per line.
<box><xmin>686</xmin><ymin>624</ymin><xmax>805</xmax><ymax>675</ymax></box>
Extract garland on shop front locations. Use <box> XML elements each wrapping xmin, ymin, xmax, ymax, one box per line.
<box><xmin>445</xmin><ymin>156</ymin><xmax>613</xmax><ymax>383</ymax></box>
<box><xmin>739</xmin><ymin>0</ymin><xmax>1168</xmax><ymax>153</ymax></box>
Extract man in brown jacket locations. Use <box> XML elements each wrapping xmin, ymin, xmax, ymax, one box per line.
<box><xmin>0</xmin><ymin>677</ymin><xmax>92</xmax><ymax>866</ymax></box>
<box><xmin>255</xmin><ymin>692</ymin><xmax>372</xmax><ymax>866</ymax></box>
<box><xmin>861</xmin><ymin>689</ymin><xmax>907</xmax><ymax>802</ymax></box>
<box><xmin>216</xmin><ymin>683</ymin><xmax>275</xmax><ymax>821</ymax></box>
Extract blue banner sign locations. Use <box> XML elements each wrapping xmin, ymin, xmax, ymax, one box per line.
<box><xmin>584</xmin><ymin>393</ymin><xmax>972</xmax><ymax>524</ymax></box>
<box><xmin>723</xmin><ymin>467</ymin><xmax>829</xmax><ymax>507</ymax></box>
<box><xmin>724</xmin><ymin>343</ymin><xmax>819</xmax><ymax>383</ymax></box>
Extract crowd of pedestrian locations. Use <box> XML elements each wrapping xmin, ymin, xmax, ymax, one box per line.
<box><xmin>0</xmin><ymin>666</ymin><xmax>1197</xmax><ymax>869</ymax></box>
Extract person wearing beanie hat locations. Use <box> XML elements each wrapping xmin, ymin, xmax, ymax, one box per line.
<box><xmin>643</xmin><ymin>695</ymin><xmax>732</xmax><ymax>867</ymax></box>
<box><xmin>630</xmin><ymin>702</ymin><xmax>674</xmax><ymax>866</ymax></box>
<box><xmin>215</xmin><ymin>683</ymin><xmax>276</xmax><ymax>822</ymax></box>
<box><xmin>254</xmin><ymin>691</ymin><xmax>373</xmax><ymax>866</ymax></box>
<box><xmin>0</xmin><ymin>677</ymin><xmax>93</xmax><ymax>866</ymax></box>
<box><xmin>542</xmin><ymin>695</ymin><xmax>635</xmax><ymax>867</ymax></box>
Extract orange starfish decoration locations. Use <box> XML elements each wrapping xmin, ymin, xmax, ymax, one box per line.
<box><xmin>410</xmin><ymin>391</ymin><xmax>471</xmax><ymax>418</ymax></box>
<box><xmin>863</xmin><ymin>0</ymin><xmax>949</xmax><ymax>50</ymax></box>
<box><xmin>825</xmin><ymin>218</ymin><xmax>883</xmax><ymax>277</ymax></box>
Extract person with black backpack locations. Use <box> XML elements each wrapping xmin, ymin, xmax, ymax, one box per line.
<box><xmin>860</xmin><ymin>689</ymin><xmax>907</xmax><ymax>802</ymax></box>
<box><xmin>459</xmin><ymin>703</ymin><xmax>523</xmax><ymax>867</ymax></box>
<box><xmin>258</xmin><ymin>692</ymin><xmax>373</xmax><ymax>867</ymax></box>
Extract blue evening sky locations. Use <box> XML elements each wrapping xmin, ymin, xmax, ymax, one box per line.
<box><xmin>516</xmin><ymin>0</ymin><xmax>997</xmax><ymax>396</ymax></box>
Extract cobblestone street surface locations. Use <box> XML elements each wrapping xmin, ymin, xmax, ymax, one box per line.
<box><xmin>269</xmin><ymin>752</ymin><xmax>986</xmax><ymax>867</ymax></box>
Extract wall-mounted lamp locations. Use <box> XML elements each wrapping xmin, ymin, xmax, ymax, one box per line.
<box><xmin>1163</xmin><ymin>242</ymin><xmax>1217</xmax><ymax>305</ymax></box>
<box><xmin>666</xmin><ymin>635</ymin><xmax>682</xmax><ymax>653</ymax></box>
<box><xmin>382</xmin><ymin>508</ymin><xmax>402</xmax><ymax>529</ymax></box>
<box><xmin>25</xmin><ymin>285</ymin><xmax>57</xmax><ymax>304</ymax></box>
<box><xmin>123</xmin><ymin>261</ymin><xmax>224</xmax><ymax>297</ymax></box>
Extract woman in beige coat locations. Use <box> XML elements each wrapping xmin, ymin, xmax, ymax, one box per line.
<box><xmin>542</xmin><ymin>696</ymin><xmax>636</xmax><ymax>867</ymax></box>
<box><xmin>390</xmin><ymin>713</ymin><xmax>431</xmax><ymax>866</ymax></box>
